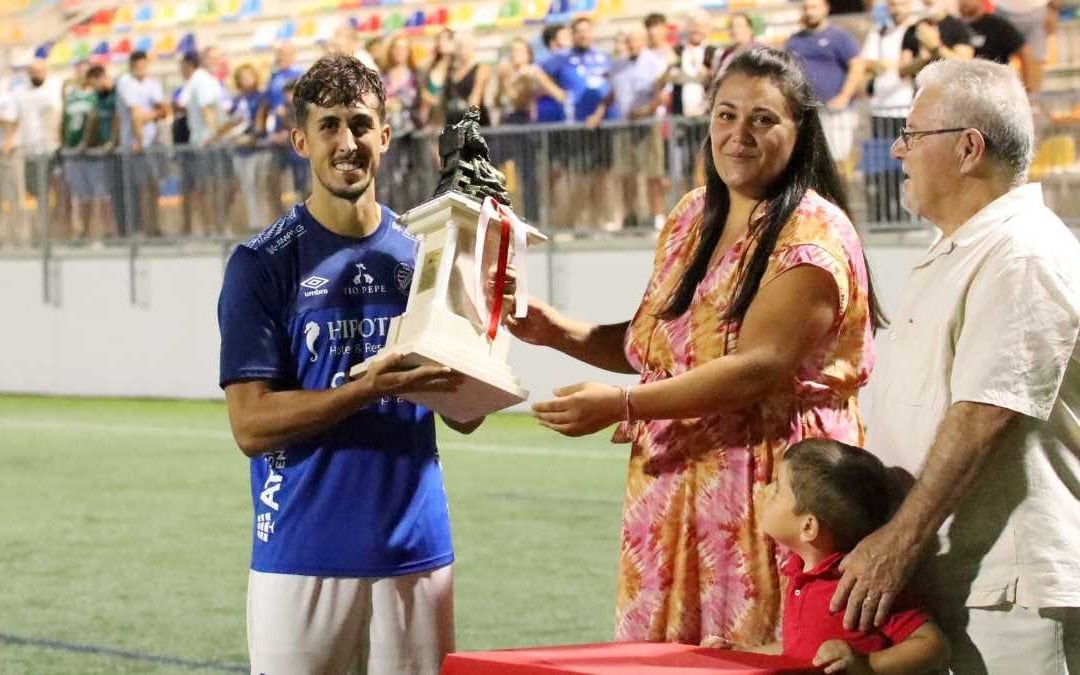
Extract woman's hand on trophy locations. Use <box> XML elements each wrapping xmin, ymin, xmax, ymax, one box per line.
<box><xmin>487</xmin><ymin>263</ymin><xmax>564</xmax><ymax>347</ymax></box>
<box><xmin>357</xmin><ymin>352</ymin><xmax>464</xmax><ymax>396</ymax></box>
<box><xmin>532</xmin><ymin>382</ymin><xmax>623</xmax><ymax>437</ymax></box>
<box><xmin>503</xmin><ymin>296</ymin><xmax>567</xmax><ymax>347</ymax></box>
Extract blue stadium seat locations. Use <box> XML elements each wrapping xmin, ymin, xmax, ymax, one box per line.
<box><xmin>858</xmin><ymin>137</ymin><xmax>901</xmax><ymax>175</ymax></box>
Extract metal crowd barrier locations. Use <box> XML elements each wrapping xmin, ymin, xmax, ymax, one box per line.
<box><xmin>0</xmin><ymin>94</ymin><xmax>1077</xmax><ymax>251</ymax></box>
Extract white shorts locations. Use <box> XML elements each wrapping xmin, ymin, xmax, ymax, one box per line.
<box><xmin>819</xmin><ymin>108</ymin><xmax>857</xmax><ymax>163</ymax></box>
<box><xmin>247</xmin><ymin>565</ymin><xmax>454</xmax><ymax>675</ymax></box>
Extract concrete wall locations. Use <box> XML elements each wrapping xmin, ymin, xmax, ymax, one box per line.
<box><xmin>0</xmin><ymin>235</ymin><xmax>933</xmax><ymax>407</ymax></box>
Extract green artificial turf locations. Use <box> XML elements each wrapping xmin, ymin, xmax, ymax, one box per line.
<box><xmin>0</xmin><ymin>396</ymin><xmax>627</xmax><ymax>673</ymax></box>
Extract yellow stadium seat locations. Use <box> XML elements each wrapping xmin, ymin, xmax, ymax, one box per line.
<box><xmin>1029</xmin><ymin>134</ymin><xmax>1077</xmax><ymax>181</ymax></box>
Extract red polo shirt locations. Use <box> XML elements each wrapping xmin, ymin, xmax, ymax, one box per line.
<box><xmin>781</xmin><ymin>552</ymin><xmax>931</xmax><ymax>664</ymax></box>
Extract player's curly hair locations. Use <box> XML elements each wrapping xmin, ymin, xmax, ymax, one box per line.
<box><xmin>292</xmin><ymin>54</ymin><xmax>386</xmax><ymax>126</ymax></box>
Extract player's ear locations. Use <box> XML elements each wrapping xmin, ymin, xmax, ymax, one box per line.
<box><xmin>379</xmin><ymin>118</ymin><xmax>391</xmax><ymax>154</ymax></box>
<box><xmin>291</xmin><ymin>126</ymin><xmax>309</xmax><ymax>158</ymax></box>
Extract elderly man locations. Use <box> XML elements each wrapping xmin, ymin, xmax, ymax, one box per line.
<box><xmin>832</xmin><ymin>58</ymin><xmax>1080</xmax><ymax>673</ymax></box>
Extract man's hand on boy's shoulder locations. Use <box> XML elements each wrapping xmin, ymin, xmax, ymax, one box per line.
<box><xmin>814</xmin><ymin>640</ymin><xmax>872</xmax><ymax>675</ymax></box>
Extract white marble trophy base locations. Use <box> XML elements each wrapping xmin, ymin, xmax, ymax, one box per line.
<box><xmin>348</xmin><ymin>191</ymin><xmax>533</xmax><ymax>423</ymax></box>
<box><xmin>350</xmin><ymin>307</ymin><xmax>526</xmax><ymax>423</ymax></box>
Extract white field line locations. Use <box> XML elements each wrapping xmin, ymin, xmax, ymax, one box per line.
<box><xmin>0</xmin><ymin>417</ymin><xmax>622</xmax><ymax>460</ymax></box>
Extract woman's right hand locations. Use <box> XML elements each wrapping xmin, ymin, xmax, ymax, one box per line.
<box><xmin>486</xmin><ymin>263</ymin><xmax>564</xmax><ymax>348</ymax></box>
<box><xmin>504</xmin><ymin>296</ymin><xmax>565</xmax><ymax>347</ymax></box>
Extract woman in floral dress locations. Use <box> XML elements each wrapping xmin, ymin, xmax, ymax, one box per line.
<box><xmin>508</xmin><ymin>47</ymin><xmax>885</xmax><ymax>646</ymax></box>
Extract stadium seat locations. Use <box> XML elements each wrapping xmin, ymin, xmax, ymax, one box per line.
<box><xmin>135</xmin><ymin>35</ymin><xmax>155</xmax><ymax>54</ymax></box>
<box><xmin>135</xmin><ymin>4</ymin><xmax>154</xmax><ymax>24</ymax></box>
<box><xmin>73</xmin><ymin>40</ymin><xmax>92</xmax><ymax>62</ymax></box>
<box><xmin>114</xmin><ymin>5</ymin><xmax>134</xmax><ymax>31</ymax></box>
<box><xmin>176</xmin><ymin>3</ymin><xmax>197</xmax><ymax>23</ymax></box>
<box><xmin>251</xmin><ymin>24</ymin><xmax>277</xmax><ymax>50</ymax></box>
<box><xmin>156</xmin><ymin>4</ymin><xmax>176</xmax><ymax>26</ymax></box>
<box><xmin>113</xmin><ymin>37</ymin><xmax>134</xmax><ymax>56</ymax></box>
<box><xmin>1029</xmin><ymin>134</ymin><xmax>1078</xmax><ymax>180</ymax></box>
<box><xmin>177</xmin><ymin>31</ymin><xmax>197</xmax><ymax>54</ymax></box>
<box><xmin>857</xmin><ymin>137</ymin><xmax>901</xmax><ymax>176</ymax></box>
<box><xmin>276</xmin><ymin>19</ymin><xmax>297</xmax><ymax>39</ymax></box>
<box><xmin>157</xmin><ymin>33</ymin><xmax>178</xmax><ymax>54</ymax></box>
<box><xmin>49</xmin><ymin>41</ymin><xmax>71</xmax><ymax>65</ymax></box>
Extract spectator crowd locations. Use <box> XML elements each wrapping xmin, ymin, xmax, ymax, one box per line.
<box><xmin>0</xmin><ymin>0</ymin><xmax>1067</xmax><ymax>246</ymax></box>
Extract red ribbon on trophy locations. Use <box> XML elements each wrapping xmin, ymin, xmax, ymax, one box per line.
<box><xmin>476</xmin><ymin>197</ymin><xmax>529</xmax><ymax>343</ymax></box>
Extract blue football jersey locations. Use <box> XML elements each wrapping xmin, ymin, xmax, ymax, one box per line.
<box><xmin>218</xmin><ymin>203</ymin><xmax>454</xmax><ymax>577</ymax></box>
<box><xmin>566</xmin><ymin>47</ymin><xmax>615</xmax><ymax>122</ymax></box>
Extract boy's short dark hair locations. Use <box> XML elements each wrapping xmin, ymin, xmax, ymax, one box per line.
<box><xmin>784</xmin><ymin>439</ymin><xmax>895</xmax><ymax>552</ymax></box>
<box><xmin>129</xmin><ymin>50</ymin><xmax>148</xmax><ymax>65</ymax></box>
<box><xmin>292</xmin><ymin>54</ymin><xmax>385</xmax><ymax>127</ymax></box>
<box><xmin>644</xmin><ymin>13</ymin><xmax>667</xmax><ymax>29</ymax></box>
<box><xmin>181</xmin><ymin>51</ymin><xmax>200</xmax><ymax>68</ymax></box>
<box><xmin>86</xmin><ymin>64</ymin><xmax>106</xmax><ymax>80</ymax></box>
<box><xmin>541</xmin><ymin>23</ymin><xmax>565</xmax><ymax>49</ymax></box>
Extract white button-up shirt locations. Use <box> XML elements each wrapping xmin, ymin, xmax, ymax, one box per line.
<box><xmin>868</xmin><ymin>183</ymin><xmax>1080</xmax><ymax>609</ymax></box>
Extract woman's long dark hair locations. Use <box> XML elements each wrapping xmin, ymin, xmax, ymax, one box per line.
<box><xmin>661</xmin><ymin>47</ymin><xmax>885</xmax><ymax>330</ymax></box>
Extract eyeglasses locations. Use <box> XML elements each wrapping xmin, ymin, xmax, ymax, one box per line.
<box><xmin>894</xmin><ymin>127</ymin><xmax>971</xmax><ymax>152</ymax></box>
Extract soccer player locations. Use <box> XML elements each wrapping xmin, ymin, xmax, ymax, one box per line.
<box><xmin>217</xmin><ymin>54</ymin><xmax>479</xmax><ymax>674</ymax></box>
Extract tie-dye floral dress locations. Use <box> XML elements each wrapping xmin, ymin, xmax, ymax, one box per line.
<box><xmin>613</xmin><ymin>186</ymin><xmax>876</xmax><ymax>646</ymax></box>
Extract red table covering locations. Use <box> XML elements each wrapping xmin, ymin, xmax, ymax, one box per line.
<box><xmin>441</xmin><ymin>641</ymin><xmax>820</xmax><ymax>674</ymax></box>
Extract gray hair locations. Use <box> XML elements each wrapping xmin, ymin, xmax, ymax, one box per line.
<box><xmin>915</xmin><ymin>59</ymin><xmax>1034</xmax><ymax>185</ymax></box>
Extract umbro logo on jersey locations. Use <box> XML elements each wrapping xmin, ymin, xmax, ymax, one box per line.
<box><xmin>301</xmin><ymin>275</ymin><xmax>330</xmax><ymax>297</ymax></box>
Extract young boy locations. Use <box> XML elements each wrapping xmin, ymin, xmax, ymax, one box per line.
<box><xmin>705</xmin><ymin>439</ymin><xmax>950</xmax><ymax>674</ymax></box>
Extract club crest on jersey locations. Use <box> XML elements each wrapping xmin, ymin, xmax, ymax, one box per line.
<box><xmin>394</xmin><ymin>263</ymin><xmax>413</xmax><ymax>295</ymax></box>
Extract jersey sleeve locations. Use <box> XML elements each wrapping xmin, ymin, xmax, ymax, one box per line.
<box><xmin>218</xmin><ymin>246</ymin><xmax>291</xmax><ymax>388</ymax></box>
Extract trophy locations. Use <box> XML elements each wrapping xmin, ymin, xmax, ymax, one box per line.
<box><xmin>350</xmin><ymin>108</ymin><xmax>546</xmax><ymax>422</ymax></box>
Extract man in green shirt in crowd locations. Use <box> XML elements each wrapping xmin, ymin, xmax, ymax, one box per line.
<box><xmin>78</xmin><ymin>64</ymin><xmax>119</xmax><ymax>242</ymax></box>
<box><xmin>60</xmin><ymin>61</ymin><xmax>98</xmax><ymax>240</ymax></box>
